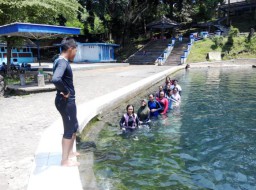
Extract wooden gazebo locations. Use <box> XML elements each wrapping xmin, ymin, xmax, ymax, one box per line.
<box><xmin>147</xmin><ymin>16</ymin><xmax>179</xmax><ymax>39</ymax></box>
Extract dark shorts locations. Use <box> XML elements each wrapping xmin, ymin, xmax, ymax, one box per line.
<box><xmin>55</xmin><ymin>96</ymin><xmax>78</xmax><ymax>139</ymax></box>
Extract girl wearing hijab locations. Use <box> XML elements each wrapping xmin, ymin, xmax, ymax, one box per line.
<box><xmin>137</xmin><ymin>99</ymin><xmax>151</xmax><ymax>125</ymax></box>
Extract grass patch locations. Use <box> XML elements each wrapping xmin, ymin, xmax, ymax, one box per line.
<box><xmin>187</xmin><ymin>35</ymin><xmax>256</xmax><ymax>63</ymax></box>
<box><xmin>187</xmin><ymin>39</ymin><xmax>222</xmax><ymax>63</ymax></box>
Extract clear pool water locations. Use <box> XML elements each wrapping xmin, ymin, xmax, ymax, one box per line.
<box><xmin>94</xmin><ymin>67</ymin><xmax>256</xmax><ymax>190</ymax></box>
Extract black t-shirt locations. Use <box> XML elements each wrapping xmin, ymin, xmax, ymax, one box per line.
<box><xmin>52</xmin><ymin>58</ymin><xmax>75</xmax><ymax>99</ymax></box>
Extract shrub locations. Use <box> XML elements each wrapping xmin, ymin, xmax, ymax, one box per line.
<box><xmin>247</xmin><ymin>28</ymin><xmax>255</xmax><ymax>42</ymax></box>
<box><xmin>246</xmin><ymin>36</ymin><xmax>256</xmax><ymax>53</ymax></box>
<box><xmin>227</xmin><ymin>26</ymin><xmax>240</xmax><ymax>46</ymax></box>
<box><xmin>212</xmin><ymin>36</ymin><xmax>224</xmax><ymax>47</ymax></box>
<box><xmin>228</xmin><ymin>26</ymin><xmax>240</xmax><ymax>37</ymax></box>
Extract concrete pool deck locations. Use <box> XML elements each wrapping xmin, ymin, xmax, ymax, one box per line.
<box><xmin>6</xmin><ymin>63</ymin><xmax>129</xmax><ymax>94</ymax></box>
<box><xmin>0</xmin><ymin>59</ymin><xmax>254</xmax><ymax>190</ymax></box>
<box><xmin>30</xmin><ymin>62</ymin><xmax>130</xmax><ymax>71</ymax></box>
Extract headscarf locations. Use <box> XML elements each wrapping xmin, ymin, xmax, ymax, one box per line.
<box><xmin>137</xmin><ymin>99</ymin><xmax>150</xmax><ymax>121</ymax></box>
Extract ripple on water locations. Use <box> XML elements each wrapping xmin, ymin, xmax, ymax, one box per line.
<box><xmin>92</xmin><ymin>68</ymin><xmax>256</xmax><ymax>189</ymax></box>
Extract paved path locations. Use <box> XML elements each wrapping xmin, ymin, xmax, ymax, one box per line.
<box><xmin>0</xmin><ymin>65</ymin><xmax>170</xmax><ymax>190</ymax></box>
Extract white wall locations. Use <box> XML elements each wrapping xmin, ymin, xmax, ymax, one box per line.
<box><xmin>74</xmin><ymin>45</ymin><xmax>100</xmax><ymax>62</ymax></box>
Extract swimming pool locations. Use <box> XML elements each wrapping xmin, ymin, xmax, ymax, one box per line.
<box><xmin>93</xmin><ymin>67</ymin><xmax>256</xmax><ymax>190</ymax></box>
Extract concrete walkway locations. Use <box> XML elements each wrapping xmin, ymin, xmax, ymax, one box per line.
<box><xmin>0</xmin><ymin>64</ymin><xmax>173</xmax><ymax>190</ymax></box>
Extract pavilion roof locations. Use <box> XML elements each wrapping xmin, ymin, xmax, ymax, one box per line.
<box><xmin>147</xmin><ymin>16</ymin><xmax>179</xmax><ymax>29</ymax></box>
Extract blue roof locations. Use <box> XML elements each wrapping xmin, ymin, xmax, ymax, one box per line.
<box><xmin>0</xmin><ymin>22</ymin><xmax>80</xmax><ymax>39</ymax></box>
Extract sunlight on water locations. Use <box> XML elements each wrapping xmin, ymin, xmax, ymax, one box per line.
<box><xmin>93</xmin><ymin>67</ymin><xmax>256</xmax><ymax>190</ymax></box>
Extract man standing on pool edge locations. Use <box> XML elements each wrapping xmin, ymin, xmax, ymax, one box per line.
<box><xmin>52</xmin><ymin>37</ymin><xmax>80</xmax><ymax>166</ymax></box>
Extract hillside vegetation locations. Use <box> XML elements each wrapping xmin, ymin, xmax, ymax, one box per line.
<box><xmin>187</xmin><ymin>27</ymin><xmax>256</xmax><ymax>63</ymax></box>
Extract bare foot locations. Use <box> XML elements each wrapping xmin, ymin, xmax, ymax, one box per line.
<box><xmin>68</xmin><ymin>152</ymin><xmax>80</xmax><ymax>159</ymax></box>
<box><xmin>61</xmin><ymin>160</ymin><xmax>80</xmax><ymax>167</ymax></box>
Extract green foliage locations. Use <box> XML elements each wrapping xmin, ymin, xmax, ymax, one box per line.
<box><xmin>192</xmin><ymin>0</ymin><xmax>224</xmax><ymax>22</ymax></box>
<box><xmin>228</xmin><ymin>36</ymin><xmax>246</xmax><ymax>55</ymax></box>
<box><xmin>0</xmin><ymin>0</ymin><xmax>252</xmax><ymax>52</ymax></box>
<box><xmin>188</xmin><ymin>35</ymin><xmax>256</xmax><ymax>63</ymax></box>
<box><xmin>173</xmin><ymin>1</ymin><xmax>195</xmax><ymax>23</ymax></box>
<box><xmin>0</xmin><ymin>0</ymin><xmax>85</xmax><ymax>25</ymax></box>
<box><xmin>246</xmin><ymin>36</ymin><xmax>256</xmax><ymax>53</ymax></box>
<box><xmin>88</xmin><ymin>15</ymin><xmax>106</xmax><ymax>35</ymax></box>
<box><xmin>82</xmin><ymin>0</ymin><xmax>160</xmax><ymax>44</ymax></box>
<box><xmin>247</xmin><ymin>28</ymin><xmax>255</xmax><ymax>42</ymax></box>
<box><xmin>228</xmin><ymin>26</ymin><xmax>240</xmax><ymax>38</ymax></box>
<box><xmin>227</xmin><ymin>26</ymin><xmax>240</xmax><ymax>46</ymax></box>
<box><xmin>212</xmin><ymin>36</ymin><xmax>224</xmax><ymax>48</ymax></box>
<box><xmin>187</xmin><ymin>38</ymin><xmax>221</xmax><ymax>63</ymax></box>
<box><xmin>65</xmin><ymin>19</ymin><xmax>84</xmax><ymax>34</ymax></box>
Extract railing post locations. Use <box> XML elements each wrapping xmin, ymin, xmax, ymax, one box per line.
<box><xmin>180</xmin><ymin>56</ymin><xmax>185</xmax><ymax>65</ymax></box>
<box><xmin>172</xmin><ymin>37</ymin><xmax>176</xmax><ymax>45</ymax></box>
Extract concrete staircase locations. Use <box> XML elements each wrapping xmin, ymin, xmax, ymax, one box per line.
<box><xmin>214</xmin><ymin>17</ymin><xmax>230</xmax><ymax>36</ymax></box>
<box><xmin>164</xmin><ymin>40</ymin><xmax>188</xmax><ymax>66</ymax></box>
<box><xmin>213</xmin><ymin>24</ymin><xmax>230</xmax><ymax>36</ymax></box>
<box><xmin>126</xmin><ymin>40</ymin><xmax>170</xmax><ymax>65</ymax></box>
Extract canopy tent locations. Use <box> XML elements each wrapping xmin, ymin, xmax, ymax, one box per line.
<box><xmin>147</xmin><ymin>16</ymin><xmax>179</xmax><ymax>39</ymax></box>
<box><xmin>0</xmin><ymin>22</ymin><xmax>81</xmax><ymax>65</ymax></box>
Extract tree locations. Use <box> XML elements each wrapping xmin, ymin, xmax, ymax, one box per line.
<box><xmin>195</xmin><ymin>0</ymin><xmax>224</xmax><ymax>22</ymax></box>
<box><xmin>88</xmin><ymin>15</ymin><xmax>106</xmax><ymax>35</ymax></box>
<box><xmin>80</xmin><ymin>0</ymin><xmax>160</xmax><ymax>45</ymax></box>
<box><xmin>0</xmin><ymin>0</ymin><xmax>86</xmax><ymax>73</ymax></box>
<box><xmin>0</xmin><ymin>0</ymin><xmax>83</xmax><ymax>25</ymax></box>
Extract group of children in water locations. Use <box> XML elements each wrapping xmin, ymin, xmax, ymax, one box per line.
<box><xmin>119</xmin><ymin>76</ymin><xmax>182</xmax><ymax>134</ymax></box>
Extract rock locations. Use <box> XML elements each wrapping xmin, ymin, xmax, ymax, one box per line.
<box><xmin>252</xmin><ymin>65</ymin><xmax>256</xmax><ymax>68</ymax></box>
<box><xmin>208</xmin><ymin>52</ymin><xmax>222</xmax><ymax>61</ymax></box>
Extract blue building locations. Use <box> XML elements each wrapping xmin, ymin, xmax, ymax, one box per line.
<box><xmin>0</xmin><ymin>43</ymin><xmax>35</xmax><ymax>64</ymax></box>
<box><xmin>73</xmin><ymin>43</ymin><xmax>119</xmax><ymax>63</ymax></box>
